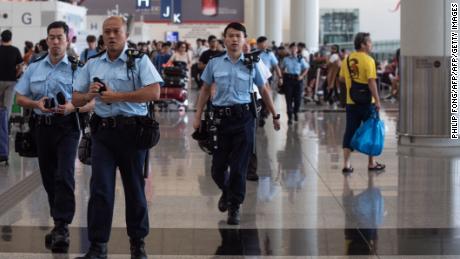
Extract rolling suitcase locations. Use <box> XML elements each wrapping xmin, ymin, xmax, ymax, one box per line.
<box><xmin>164</xmin><ymin>77</ymin><xmax>187</xmax><ymax>88</ymax></box>
<box><xmin>160</xmin><ymin>88</ymin><xmax>187</xmax><ymax>102</ymax></box>
<box><xmin>0</xmin><ymin>107</ymin><xmax>9</xmax><ymax>164</ymax></box>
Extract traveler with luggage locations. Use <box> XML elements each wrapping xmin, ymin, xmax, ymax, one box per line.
<box><xmin>339</xmin><ymin>32</ymin><xmax>385</xmax><ymax>173</ymax></box>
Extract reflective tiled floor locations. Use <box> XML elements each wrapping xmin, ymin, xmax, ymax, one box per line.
<box><xmin>0</xmin><ymin>92</ymin><xmax>459</xmax><ymax>258</ymax></box>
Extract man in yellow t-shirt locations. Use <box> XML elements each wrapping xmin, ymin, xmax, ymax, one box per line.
<box><xmin>339</xmin><ymin>32</ymin><xmax>385</xmax><ymax>173</ymax></box>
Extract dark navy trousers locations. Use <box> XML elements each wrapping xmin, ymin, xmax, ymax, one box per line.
<box><xmin>35</xmin><ymin>118</ymin><xmax>80</xmax><ymax>224</ymax></box>
<box><xmin>211</xmin><ymin>111</ymin><xmax>255</xmax><ymax>208</ymax></box>
<box><xmin>88</xmin><ymin>126</ymin><xmax>148</xmax><ymax>243</ymax></box>
<box><xmin>283</xmin><ymin>77</ymin><xmax>303</xmax><ymax>120</ymax></box>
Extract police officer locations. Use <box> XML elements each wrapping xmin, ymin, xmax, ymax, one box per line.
<box><xmin>14</xmin><ymin>21</ymin><xmax>91</xmax><ymax>252</ymax></box>
<box><xmin>255</xmin><ymin>36</ymin><xmax>283</xmax><ymax>128</ymax></box>
<box><xmin>193</xmin><ymin>22</ymin><xmax>280</xmax><ymax>225</ymax></box>
<box><xmin>72</xmin><ymin>16</ymin><xmax>163</xmax><ymax>259</ymax></box>
<box><xmin>256</xmin><ymin>36</ymin><xmax>283</xmax><ymax>85</ymax></box>
<box><xmin>280</xmin><ymin>43</ymin><xmax>309</xmax><ymax>125</ymax></box>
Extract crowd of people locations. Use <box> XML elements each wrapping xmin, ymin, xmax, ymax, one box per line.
<box><xmin>9</xmin><ymin>30</ymin><xmax>400</xmax><ymax>114</ymax></box>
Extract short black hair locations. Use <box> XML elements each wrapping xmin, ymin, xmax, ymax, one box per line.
<box><xmin>1</xmin><ymin>30</ymin><xmax>12</xmax><ymax>42</ymax></box>
<box><xmin>289</xmin><ymin>42</ymin><xmax>297</xmax><ymax>48</ymax></box>
<box><xmin>39</xmin><ymin>39</ymin><xmax>48</xmax><ymax>51</ymax></box>
<box><xmin>86</xmin><ymin>35</ymin><xmax>96</xmax><ymax>43</ymax></box>
<box><xmin>223</xmin><ymin>22</ymin><xmax>247</xmax><ymax>38</ymax></box>
<box><xmin>208</xmin><ymin>35</ymin><xmax>217</xmax><ymax>43</ymax></box>
<box><xmin>297</xmin><ymin>42</ymin><xmax>306</xmax><ymax>48</ymax></box>
<box><xmin>331</xmin><ymin>44</ymin><xmax>340</xmax><ymax>53</ymax></box>
<box><xmin>47</xmin><ymin>21</ymin><xmax>69</xmax><ymax>37</ymax></box>
<box><xmin>354</xmin><ymin>32</ymin><xmax>371</xmax><ymax>50</ymax></box>
<box><xmin>163</xmin><ymin>41</ymin><xmax>172</xmax><ymax>47</ymax></box>
<box><xmin>257</xmin><ymin>36</ymin><xmax>267</xmax><ymax>44</ymax></box>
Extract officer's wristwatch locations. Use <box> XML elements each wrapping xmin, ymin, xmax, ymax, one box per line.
<box><xmin>273</xmin><ymin>114</ymin><xmax>281</xmax><ymax>120</ymax></box>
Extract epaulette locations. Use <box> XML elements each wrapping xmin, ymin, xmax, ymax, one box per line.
<box><xmin>31</xmin><ymin>53</ymin><xmax>48</xmax><ymax>63</ymax></box>
<box><xmin>67</xmin><ymin>55</ymin><xmax>84</xmax><ymax>71</ymax></box>
<box><xmin>87</xmin><ymin>50</ymin><xmax>106</xmax><ymax>61</ymax></box>
<box><xmin>125</xmin><ymin>49</ymin><xmax>144</xmax><ymax>70</ymax></box>
<box><xmin>210</xmin><ymin>51</ymin><xmax>226</xmax><ymax>60</ymax></box>
<box><xmin>125</xmin><ymin>49</ymin><xmax>144</xmax><ymax>59</ymax></box>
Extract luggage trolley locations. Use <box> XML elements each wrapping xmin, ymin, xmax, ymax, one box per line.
<box><xmin>158</xmin><ymin>61</ymin><xmax>189</xmax><ymax>111</ymax></box>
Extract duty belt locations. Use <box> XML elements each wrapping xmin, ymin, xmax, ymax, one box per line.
<box><xmin>212</xmin><ymin>103</ymin><xmax>251</xmax><ymax>118</ymax></box>
<box><xmin>283</xmin><ymin>73</ymin><xmax>300</xmax><ymax>80</ymax></box>
<box><xmin>33</xmin><ymin>113</ymin><xmax>75</xmax><ymax>126</ymax></box>
<box><xmin>94</xmin><ymin>115</ymin><xmax>138</xmax><ymax>128</ymax></box>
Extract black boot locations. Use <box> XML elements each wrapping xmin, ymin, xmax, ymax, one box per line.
<box><xmin>51</xmin><ymin>221</ymin><xmax>70</xmax><ymax>253</ymax></box>
<box><xmin>287</xmin><ymin>113</ymin><xmax>292</xmax><ymax>125</ymax></box>
<box><xmin>75</xmin><ymin>242</ymin><xmax>107</xmax><ymax>259</ymax></box>
<box><xmin>227</xmin><ymin>206</ymin><xmax>240</xmax><ymax>225</ymax></box>
<box><xmin>218</xmin><ymin>191</ymin><xmax>228</xmax><ymax>212</ymax></box>
<box><xmin>130</xmin><ymin>238</ymin><xmax>147</xmax><ymax>259</ymax></box>
<box><xmin>45</xmin><ymin>221</ymin><xmax>69</xmax><ymax>252</ymax></box>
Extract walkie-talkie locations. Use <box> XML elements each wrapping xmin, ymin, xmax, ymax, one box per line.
<box><xmin>93</xmin><ymin>77</ymin><xmax>107</xmax><ymax>93</ymax></box>
<box><xmin>44</xmin><ymin>98</ymin><xmax>55</xmax><ymax>109</ymax></box>
<box><xmin>56</xmin><ymin>92</ymin><xmax>66</xmax><ymax>105</ymax></box>
<box><xmin>93</xmin><ymin>77</ymin><xmax>111</xmax><ymax>105</ymax></box>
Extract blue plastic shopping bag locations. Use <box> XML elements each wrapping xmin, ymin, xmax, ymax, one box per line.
<box><xmin>350</xmin><ymin>113</ymin><xmax>385</xmax><ymax>156</ymax></box>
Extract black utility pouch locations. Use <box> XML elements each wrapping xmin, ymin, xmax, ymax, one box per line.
<box><xmin>350</xmin><ymin>81</ymin><xmax>372</xmax><ymax>105</ymax></box>
<box><xmin>135</xmin><ymin>115</ymin><xmax>160</xmax><ymax>150</ymax></box>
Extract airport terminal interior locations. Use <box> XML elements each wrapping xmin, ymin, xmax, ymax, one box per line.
<box><xmin>0</xmin><ymin>0</ymin><xmax>458</xmax><ymax>258</ymax></box>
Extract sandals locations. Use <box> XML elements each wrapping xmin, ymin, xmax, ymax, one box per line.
<box><xmin>368</xmin><ymin>162</ymin><xmax>386</xmax><ymax>171</ymax></box>
<box><xmin>342</xmin><ymin>167</ymin><xmax>354</xmax><ymax>173</ymax></box>
<box><xmin>341</xmin><ymin>162</ymin><xmax>385</xmax><ymax>173</ymax></box>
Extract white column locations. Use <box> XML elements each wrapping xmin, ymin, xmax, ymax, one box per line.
<box><xmin>290</xmin><ymin>0</ymin><xmax>305</xmax><ymax>43</ymax></box>
<box><xmin>265</xmin><ymin>0</ymin><xmax>283</xmax><ymax>44</ymax></box>
<box><xmin>305</xmin><ymin>0</ymin><xmax>319</xmax><ymax>52</ymax></box>
<box><xmin>398</xmin><ymin>0</ymin><xmax>457</xmax><ymax>146</ymax></box>
<box><xmin>254</xmin><ymin>0</ymin><xmax>265</xmax><ymax>38</ymax></box>
<box><xmin>289</xmin><ymin>0</ymin><xmax>319</xmax><ymax>51</ymax></box>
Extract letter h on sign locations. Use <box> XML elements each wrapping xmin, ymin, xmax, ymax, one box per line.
<box><xmin>136</xmin><ymin>0</ymin><xmax>150</xmax><ymax>9</ymax></box>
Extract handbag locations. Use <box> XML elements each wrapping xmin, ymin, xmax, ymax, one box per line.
<box><xmin>135</xmin><ymin>102</ymin><xmax>160</xmax><ymax>150</ymax></box>
<box><xmin>350</xmin><ymin>111</ymin><xmax>385</xmax><ymax>156</ymax></box>
<box><xmin>347</xmin><ymin>56</ymin><xmax>372</xmax><ymax>105</ymax></box>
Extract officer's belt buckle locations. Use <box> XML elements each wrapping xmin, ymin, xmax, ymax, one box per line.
<box><xmin>224</xmin><ymin>108</ymin><xmax>232</xmax><ymax>117</ymax></box>
<box><xmin>101</xmin><ymin>117</ymin><xmax>117</xmax><ymax>128</ymax></box>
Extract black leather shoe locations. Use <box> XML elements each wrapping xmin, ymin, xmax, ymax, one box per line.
<box><xmin>51</xmin><ymin>222</ymin><xmax>70</xmax><ymax>253</ymax></box>
<box><xmin>227</xmin><ymin>207</ymin><xmax>240</xmax><ymax>225</ymax></box>
<box><xmin>45</xmin><ymin>221</ymin><xmax>69</xmax><ymax>252</ymax></box>
<box><xmin>130</xmin><ymin>238</ymin><xmax>147</xmax><ymax>259</ymax></box>
<box><xmin>218</xmin><ymin>192</ymin><xmax>228</xmax><ymax>212</ymax></box>
<box><xmin>45</xmin><ymin>230</ymin><xmax>56</xmax><ymax>249</ymax></box>
<box><xmin>75</xmin><ymin>242</ymin><xmax>107</xmax><ymax>259</ymax></box>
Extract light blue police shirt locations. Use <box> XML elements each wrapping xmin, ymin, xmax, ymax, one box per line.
<box><xmin>74</xmin><ymin>45</ymin><xmax>163</xmax><ymax>118</ymax></box>
<box><xmin>281</xmin><ymin>55</ymin><xmax>309</xmax><ymax>75</ymax></box>
<box><xmin>15</xmin><ymin>54</ymin><xmax>79</xmax><ymax>116</ymax></box>
<box><xmin>201</xmin><ymin>52</ymin><xmax>266</xmax><ymax>106</ymax></box>
<box><xmin>259</xmin><ymin>50</ymin><xmax>278</xmax><ymax>69</ymax></box>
